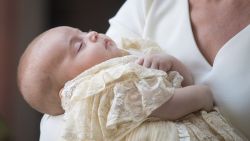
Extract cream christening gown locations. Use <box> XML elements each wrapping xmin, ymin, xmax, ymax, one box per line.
<box><xmin>60</xmin><ymin>39</ymin><xmax>244</xmax><ymax>141</ymax></box>
<box><xmin>40</xmin><ymin>1</ymin><xmax>250</xmax><ymax>140</ymax></box>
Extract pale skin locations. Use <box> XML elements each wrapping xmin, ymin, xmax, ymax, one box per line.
<box><xmin>137</xmin><ymin>53</ymin><xmax>213</xmax><ymax>120</ymax></box>
<box><xmin>190</xmin><ymin>1</ymin><xmax>250</xmax><ymax>138</ymax></box>
<box><xmin>189</xmin><ymin>0</ymin><xmax>250</xmax><ymax>66</ymax></box>
<box><xmin>18</xmin><ymin>26</ymin><xmax>213</xmax><ymax>119</ymax></box>
<box><xmin>158</xmin><ymin>0</ymin><xmax>250</xmax><ymax>120</ymax></box>
<box><xmin>18</xmin><ymin>26</ymin><xmax>123</xmax><ymax>115</ymax></box>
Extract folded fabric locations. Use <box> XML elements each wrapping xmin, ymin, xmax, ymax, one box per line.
<box><xmin>60</xmin><ymin>39</ymin><xmax>245</xmax><ymax>141</ymax></box>
<box><xmin>60</xmin><ymin>55</ymin><xmax>182</xmax><ymax>141</ymax></box>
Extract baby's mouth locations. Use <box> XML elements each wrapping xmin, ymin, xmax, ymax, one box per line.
<box><xmin>104</xmin><ymin>39</ymin><xmax>111</xmax><ymax>49</ymax></box>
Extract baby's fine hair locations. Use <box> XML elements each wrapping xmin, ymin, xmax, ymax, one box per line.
<box><xmin>17</xmin><ymin>31</ymin><xmax>63</xmax><ymax>115</ymax></box>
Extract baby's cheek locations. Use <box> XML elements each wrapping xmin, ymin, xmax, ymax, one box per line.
<box><xmin>67</xmin><ymin>65</ymin><xmax>84</xmax><ymax>80</ymax></box>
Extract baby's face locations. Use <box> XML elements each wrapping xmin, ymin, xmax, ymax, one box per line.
<box><xmin>41</xmin><ymin>26</ymin><xmax>122</xmax><ymax>84</ymax></box>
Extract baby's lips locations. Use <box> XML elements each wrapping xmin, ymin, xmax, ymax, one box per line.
<box><xmin>104</xmin><ymin>38</ymin><xmax>112</xmax><ymax>49</ymax></box>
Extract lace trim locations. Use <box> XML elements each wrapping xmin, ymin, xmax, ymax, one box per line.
<box><xmin>60</xmin><ymin>55</ymin><xmax>183</xmax><ymax>141</ymax></box>
<box><xmin>176</xmin><ymin>123</ymin><xmax>191</xmax><ymax>141</ymax></box>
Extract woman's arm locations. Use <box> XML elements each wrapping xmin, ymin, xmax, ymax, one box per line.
<box><xmin>106</xmin><ymin>0</ymin><xmax>153</xmax><ymax>44</ymax></box>
<box><xmin>150</xmin><ymin>85</ymin><xmax>213</xmax><ymax>120</ymax></box>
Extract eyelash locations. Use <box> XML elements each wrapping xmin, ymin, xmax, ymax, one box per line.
<box><xmin>77</xmin><ymin>42</ymin><xmax>82</xmax><ymax>52</ymax></box>
<box><xmin>77</xmin><ymin>41</ymin><xmax>85</xmax><ymax>53</ymax></box>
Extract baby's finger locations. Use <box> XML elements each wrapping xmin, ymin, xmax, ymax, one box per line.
<box><xmin>159</xmin><ymin>63</ymin><xmax>170</xmax><ymax>72</ymax></box>
<box><xmin>143</xmin><ymin>59</ymin><xmax>152</xmax><ymax>68</ymax></box>
<box><xmin>136</xmin><ymin>57</ymin><xmax>144</xmax><ymax>65</ymax></box>
<box><xmin>151</xmin><ymin>61</ymin><xmax>159</xmax><ymax>70</ymax></box>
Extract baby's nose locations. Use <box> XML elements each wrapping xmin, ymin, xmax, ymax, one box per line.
<box><xmin>87</xmin><ymin>31</ymin><xmax>98</xmax><ymax>42</ymax></box>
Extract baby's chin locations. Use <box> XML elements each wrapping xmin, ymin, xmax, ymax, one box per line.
<box><xmin>109</xmin><ymin>41</ymin><xmax>129</xmax><ymax>56</ymax></box>
<box><xmin>117</xmin><ymin>49</ymin><xmax>129</xmax><ymax>56</ymax></box>
<box><xmin>110</xmin><ymin>46</ymin><xmax>128</xmax><ymax>58</ymax></box>
<box><xmin>107</xmin><ymin>44</ymin><xmax>124</xmax><ymax>57</ymax></box>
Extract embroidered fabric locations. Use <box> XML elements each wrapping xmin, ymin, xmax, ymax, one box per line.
<box><xmin>60</xmin><ymin>39</ymin><xmax>245</xmax><ymax>141</ymax></box>
<box><xmin>178</xmin><ymin>108</ymin><xmax>245</xmax><ymax>141</ymax></box>
<box><xmin>176</xmin><ymin>123</ymin><xmax>190</xmax><ymax>141</ymax></box>
<box><xmin>60</xmin><ymin>55</ymin><xmax>183</xmax><ymax>141</ymax></box>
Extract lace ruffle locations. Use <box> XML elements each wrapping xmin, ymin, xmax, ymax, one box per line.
<box><xmin>60</xmin><ymin>55</ymin><xmax>183</xmax><ymax>141</ymax></box>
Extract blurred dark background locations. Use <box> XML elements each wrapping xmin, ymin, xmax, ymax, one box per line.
<box><xmin>0</xmin><ymin>0</ymin><xmax>125</xmax><ymax>140</ymax></box>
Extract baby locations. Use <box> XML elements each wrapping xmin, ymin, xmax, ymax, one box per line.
<box><xmin>18</xmin><ymin>26</ymin><xmax>211</xmax><ymax>116</ymax></box>
<box><xmin>18</xmin><ymin>26</ymin><xmax>124</xmax><ymax>115</ymax></box>
<box><xmin>18</xmin><ymin>26</ymin><xmax>243</xmax><ymax>141</ymax></box>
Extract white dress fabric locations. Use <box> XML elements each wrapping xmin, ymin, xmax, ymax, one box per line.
<box><xmin>58</xmin><ymin>39</ymin><xmax>243</xmax><ymax>141</ymax></box>
<box><xmin>40</xmin><ymin>0</ymin><xmax>250</xmax><ymax>140</ymax></box>
<box><xmin>60</xmin><ymin>55</ymin><xmax>182</xmax><ymax>141</ymax></box>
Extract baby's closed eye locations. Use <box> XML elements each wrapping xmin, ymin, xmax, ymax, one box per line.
<box><xmin>74</xmin><ymin>41</ymin><xmax>85</xmax><ymax>53</ymax></box>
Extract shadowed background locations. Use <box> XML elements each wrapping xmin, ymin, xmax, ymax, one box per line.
<box><xmin>0</xmin><ymin>0</ymin><xmax>124</xmax><ymax>140</ymax></box>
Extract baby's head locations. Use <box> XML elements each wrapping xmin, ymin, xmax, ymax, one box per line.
<box><xmin>18</xmin><ymin>26</ymin><xmax>122</xmax><ymax>115</ymax></box>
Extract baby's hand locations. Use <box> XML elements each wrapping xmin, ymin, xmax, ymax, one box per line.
<box><xmin>136</xmin><ymin>53</ymin><xmax>174</xmax><ymax>72</ymax></box>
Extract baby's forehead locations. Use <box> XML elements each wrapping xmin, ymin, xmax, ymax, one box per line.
<box><xmin>27</xmin><ymin>30</ymin><xmax>69</xmax><ymax>68</ymax></box>
<box><xmin>38</xmin><ymin>27</ymin><xmax>79</xmax><ymax>48</ymax></box>
<box><xmin>28</xmin><ymin>26</ymin><xmax>81</xmax><ymax>66</ymax></box>
<box><xmin>42</xmin><ymin>27</ymin><xmax>69</xmax><ymax>41</ymax></box>
<box><xmin>46</xmin><ymin>26</ymin><xmax>79</xmax><ymax>37</ymax></box>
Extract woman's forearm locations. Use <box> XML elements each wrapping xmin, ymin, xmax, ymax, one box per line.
<box><xmin>150</xmin><ymin>85</ymin><xmax>213</xmax><ymax>120</ymax></box>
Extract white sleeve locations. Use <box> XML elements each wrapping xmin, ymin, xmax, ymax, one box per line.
<box><xmin>39</xmin><ymin>114</ymin><xmax>64</xmax><ymax>141</ymax></box>
<box><xmin>106</xmin><ymin>0</ymin><xmax>153</xmax><ymax>45</ymax></box>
